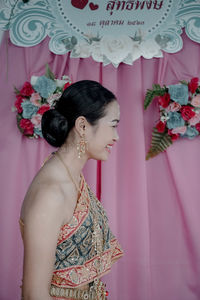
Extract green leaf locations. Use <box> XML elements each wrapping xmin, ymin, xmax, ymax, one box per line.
<box><xmin>14</xmin><ymin>86</ymin><xmax>20</xmax><ymax>94</ymax></box>
<box><xmin>146</xmin><ymin>128</ymin><xmax>173</xmax><ymax>160</ymax></box>
<box><xmin>71</xmin><ymin>36</ymin><xmax>77</xmax><ymax>45</ymax></box>
<box><xmin>144</xmin><ymin>84</ymin><xmax>167</xmax><ymax>110</ymax></box>
<box><xmin>179</xmin><ymin>80</ymin><xmax>188</xmax><ymax>85</ymax></box>
<box><xmin>16</xmin><ymin>114</ymin><xmax>24</xmax><ymax>134</ymax></box>
<box><xmin>45</xmin><ymin>64</ymin><xmax>55</xmax><ymax>80</ymax></box>
<box><xmin>91</xmin><ymin>37</ymin><xmax>101</xmax><ymax>42</ymax></box>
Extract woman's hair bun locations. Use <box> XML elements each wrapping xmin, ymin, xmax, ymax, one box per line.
<box><xmin>41</xmin><ymin>80</ymin><xmax>116</xmax><ymax>148</ymax></box>
<box><xmin>41</xmin><ymin>109</ymin><xmax>69</xmax><ymax>147</ymax></box>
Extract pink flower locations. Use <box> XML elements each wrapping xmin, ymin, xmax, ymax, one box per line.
<box><xmin>156</xmin><ymin>121</ymin><xmax>166</xmax><ymax>133</ymax></box>
<box><xmin>188</xmin><ymin>113</ymin><xmax>200</xmax><ymax>126</ymax></box>
<box><xmin>37</xmin><ymin>104</ymin><xmax>50</xmax><ymax>115</ymax></box>
<box><xmin>166</xmin><ymin>101</ymin><xmax>181</xmax><ymax>112</ymax></box>
<box><xmin>15</xmin><ymin>95</ymin><xmax>24</xmax><ymax>113</ymax></box>
<box><xmin>20</xmin><ymin>82</ymin><xmax>35</xmax><ymax>97</ymax></box>
<box><xmin>20</xmin><ymin>119</ymin><xmax>34</xmax><ymax>135</ymax></box>
<box><xmin>188</xmin><ymin>77</ymin><xmax>199</xmax><ymax>94</ymax></box>
<box><xmin>47</xmin><ymin>93</ymin><xmax>61</xmax><ymax>106</ymax></box>
<box><xmin>195</xmin><ymin>123</ymin><xmax>200</xmax><ymax>132</ymax></box>
<box><xmin>30</xmin><ymin>93</ymin><xmax>41</xmax><ymax>106</ymax></box>
<box><xmin>168</xmin><ymin>130</ymin><xmax>180</xmax><ymax>141</ymax></box>
<box><xmin>63</xmin><ymin>82</ymin><xmax>72</xmax><ymax>90</ymax></box>
<box><xmin>191</xmin><ymin>94</ymin><xmax>200</xmax><ymax>107</ymax></box>
<box><xmin>158</xmin><ymin>93</ymin><xmax>170</xmax><ymax>108</ymax></box>
<box><xmin>31</xmin><ymin>114</ymin><xmax>42</xmax><ymax>127</ymax></box>
<box><xmin>180</xmin><ymin>105</ymin><xmax>196</xmax><ymax>121</ymax></box>
<box><xmin>171</xmin><ymin>126</ymin><xmax>187</xmax><ymax>134</ymax></box>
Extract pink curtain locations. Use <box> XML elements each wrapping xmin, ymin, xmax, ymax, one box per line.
<box><xmin>1</xmin><ymin>31</ymin><xmax>200</xmax><ymax>300</ymax></box>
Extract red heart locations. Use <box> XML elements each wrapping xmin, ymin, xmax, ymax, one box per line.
<box><xmin>71</xmin><ymin>0</ymin><xmax>88</xmax><ymax>9</ymax></box>
<box><xmin>89</xmin><ymin>2</ymin><xmax>99</xmax><ymax>10</ymax></box>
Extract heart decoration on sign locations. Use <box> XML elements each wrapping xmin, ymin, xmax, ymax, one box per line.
<box><xmin>89</xmin><ymin>2</ymin><xmax>99</xmax><ymax>10</ymax></box>
<box><xmin>71</xmin><ymin>0</ymin><xmax>89</xmax><ymax>9</ymax></box>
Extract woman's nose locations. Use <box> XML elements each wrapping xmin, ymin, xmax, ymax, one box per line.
<box><xmin>114</xmin><ymin>130</ymin><xmax>119</xmax><ymax>142</ymax></box>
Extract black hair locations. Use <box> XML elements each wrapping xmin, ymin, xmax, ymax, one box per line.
<box><xmin>41</xmin><ymin>80</ymin><xmax>116</xmax><ymax>147</ymax></box>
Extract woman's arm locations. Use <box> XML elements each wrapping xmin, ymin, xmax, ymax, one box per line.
<box><xmin>22</xmin><ymin>185</ymin><xmax>66</xmax><ymax>300</ymax></box>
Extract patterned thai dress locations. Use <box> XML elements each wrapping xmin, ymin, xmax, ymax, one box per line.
<box><xmin>20</xmin><ymin>175</ymin><xmax>123</xmax><ymax>299</ymax></box>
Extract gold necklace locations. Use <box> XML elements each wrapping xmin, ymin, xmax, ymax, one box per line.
<box><xmin>55</xmin><ymin>151</ymin><xmax>82</xmax><ymax>195</ymax></box>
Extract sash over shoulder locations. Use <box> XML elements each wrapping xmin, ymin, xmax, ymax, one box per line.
<box><xmin>51</xmin><ymin>176</ymin><xmax>123</xmax><ymax>288</ymax></box>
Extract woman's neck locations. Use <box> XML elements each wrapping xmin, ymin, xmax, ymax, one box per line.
<box><xmin>57</xmin><ymin>144</ymin><xmax>87</xmax><ymax>180</ymax></box>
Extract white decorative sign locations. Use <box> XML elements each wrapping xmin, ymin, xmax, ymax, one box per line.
<box><xmin>0</xmin><ymin>0</ymin><xmax>200</xmax><ymax>67</ymax></box>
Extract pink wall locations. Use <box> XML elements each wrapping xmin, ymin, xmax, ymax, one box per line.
<box><xmin>1</xmin><ymin>31</ymin><xmax>200</xmax><ymax>300</ymax></box>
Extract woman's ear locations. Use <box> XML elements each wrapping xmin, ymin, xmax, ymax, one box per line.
<box><xmin>74</xmin><ymin>116</ymin><xmax>87</xmax><ymax>136</ymax></box>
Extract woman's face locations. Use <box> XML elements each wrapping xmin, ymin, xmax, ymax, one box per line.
<box><xmin>86</xmin><ymin>100</ymin><xmax>120</xmax><ymax>161</ymax></box>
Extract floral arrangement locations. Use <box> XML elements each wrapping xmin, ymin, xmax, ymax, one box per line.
<box><xmin>144</xmin><ymin>77</ymin><xmax>200</xmax><ymax>160</ymax></box>
<box><xmin>68</xmin><ymin>32</ymin><xmax>162</xmax><ymax>67</ymax></box>
<box><xmin>13</xmin><ymin>64</ymin><xmax>72</xmax><ymax>139</ymax></box>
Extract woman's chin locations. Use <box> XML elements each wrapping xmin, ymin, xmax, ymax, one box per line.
<box><xmin>89</xmin><ymin>152</ymin><xmax>109</xmax><ymax>161</ymax></box>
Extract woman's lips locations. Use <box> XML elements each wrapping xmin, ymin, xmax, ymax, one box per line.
<box><xmin>106</xmin><ymin>144</ymin><xmax>114</xmax><ymax>152</ymax></box>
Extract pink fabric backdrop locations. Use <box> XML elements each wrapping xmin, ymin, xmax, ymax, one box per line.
<box><xmin>1</xmin><ymin>31</ymin><xmax>200</xmax><ymax>300</ymax></box>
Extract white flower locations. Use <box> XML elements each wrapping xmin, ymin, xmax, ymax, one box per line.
<box><xmin>91</xmin><ymin>41</ymin><xmax>104</xmax><ymax>62</ymax></box>
<box><xmin>55</xmin><ymin>79</ymin><xmax>70</xmax><ymax>88</ymax></box>
<box><xmin>72</xmin><ymin>42</ymin><xmax>91</xmax><ymax>58</ymax></box>
<box><xmin>161</xmin><ymin>115</ymin><xmax>169</xmax><ymax>122</ymax></box>
<box><xmin>131</xmin><ymin>42</ymin><xmax>142</xmax><ymax>62</ymax></box>
<box><xmin>100</xmin><ymin>35</ymin><xmax>133</xmax><ymax>65</ymax></box>
<box><xmin>139</xmin><ymin>39</ymin><xmax>162</xmax><ymax>59</ymax></box>
<box><xmin>11</xmin><ymin>106</ymin><xmax>17</xmax><ymax>112</ymax></box>
<box><xmin>62</xmin><ymin>75</ymin><xmax>71</xmax><ymax>81</ymax></box>
<box><xmin>30</xmin><ymin>75</ymin><xmax>38</xmax><ymax>86</ymax></box>
<box><xmin>193</xmin><ymin>107</ymin><xmax>200</xmax><ymax>113</ymax></box>
<box><xmin>47</xmin><ymin>93</ymin><xmax>61</xmax><ymax>106</ymax></box>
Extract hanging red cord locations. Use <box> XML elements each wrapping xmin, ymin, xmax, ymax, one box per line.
<box><xmin>96</xmin><ymin>63</ymin><xmax>103</xmax><ymax>201</ymax></box>
<box><xmin>96</xmin><ymin>160</ymin><xmax>102</xmax><ymax>201</ymax></box>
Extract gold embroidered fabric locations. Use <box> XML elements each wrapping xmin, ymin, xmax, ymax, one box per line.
<box><xmin>51</xmin><ymin>176</ymin><xmax>123</xmax><ymax>289</ymax></box>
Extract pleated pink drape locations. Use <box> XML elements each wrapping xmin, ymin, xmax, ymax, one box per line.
<box><xmin>1</xmin><ymin>31</ymin><xmax>200</xmax><ymax>300</ymax></box>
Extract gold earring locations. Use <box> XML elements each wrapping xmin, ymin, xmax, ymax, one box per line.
<box><xmin>77</xmin><ymin>135</ymin><xmax>88</xmax><ymax>158</ymax></box>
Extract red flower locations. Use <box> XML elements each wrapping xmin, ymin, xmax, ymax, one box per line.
<box><xmin>195</xmin><ymin>123</ymin><xmax>200</xmax><ymax>133</ymax></box>
<box><xmin>188</xmin><ymin>77</ymin><xmax>199</xmax><ymax>94</ymax></box>
<box><xmin>63</xmin><ymin>82</ymin><xmax>72</xmax><ymax>90</ymax></box>
<box><xmin>180</xmin><ymin>105</ymin><xmax>195</xmax><ymax>121</ymax></box>
<box><xmin>156</xmin><ymin>121</ymin><xmax>166</xmax><ymax>133</ymax></box>
<box><xmin>20</xmin><ymin>82</ymin><xmax>35</xmax><ymax>97</ymax></box>
<box><xmin>158</xmin><ymin>93</ymin><xmax>170</xmax><ymax>108</ymax></box>
<box><xmin>37</xmin><ymin>104</ymin><xmax>50</xmax><ymax>115</ymax></box>
<box><xmin>15</xmin><ymin>95</ymin><xmax>24</xmax><ymax>113</ymax></box>
<box><xmin>168</xmin><ymin>130</ymin><xmax>180</xmax><ymax>141</ymax></box>
<box><xmin>20</xmin><ymin>119</ymin><xmax>34</xmax><ymax>135</ymax></box>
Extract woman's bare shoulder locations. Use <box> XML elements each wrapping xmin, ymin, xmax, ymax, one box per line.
<box><xmin>21</xmin><ymin>182</ymin><xmax>63</xmax><ymax>225</ymax></box>
<box><xmin>21</xmin><ymin>159</ymin><xmax>75</xmax><ymax>226</ymax></box>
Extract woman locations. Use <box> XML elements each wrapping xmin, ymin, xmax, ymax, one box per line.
<box><xmin>20</xmin><ymin>80</ymin><xmax>123</xmax><ymax>300</ymax></box>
